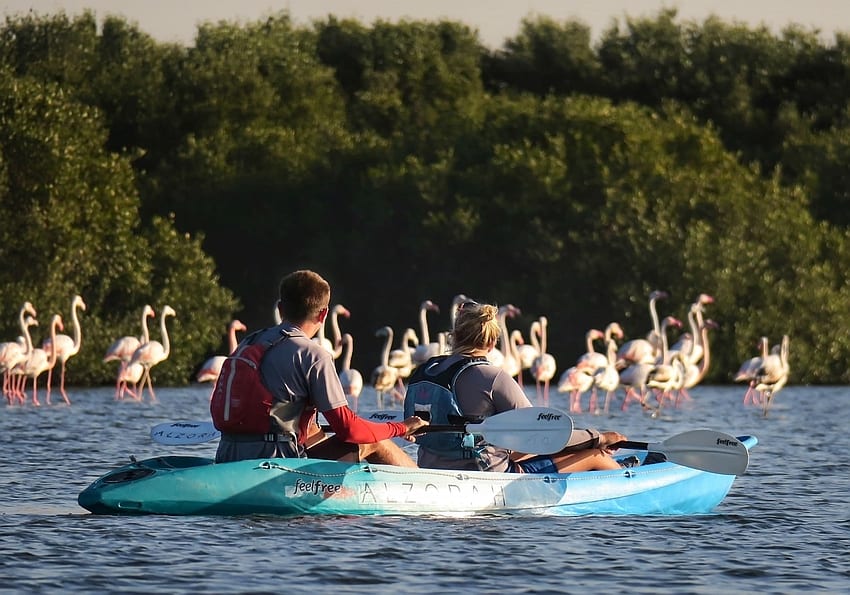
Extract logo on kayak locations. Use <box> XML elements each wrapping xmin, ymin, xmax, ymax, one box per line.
<box><xmin>368</xmin><ymin>413</ymin><xmax>397</xmax><ymax>421</ymax></box>
<box><xmin>716</xmin><ymin>438</ymin><xmax>739</xmax><ymax>447</ymax></box>
<box><xmin>168</xmin><ymin>422</ymin><xmax>203</xmax><ymax>428</ymax></box>
<box><xmin>292</xmin><ymin>478</ymin><xmax>347</xmax><ymax>498</ymax></box>
<box><xmin>537</xmin><ymin>412</ymin><xmax>562</xmax><ymax>421</ymax></box>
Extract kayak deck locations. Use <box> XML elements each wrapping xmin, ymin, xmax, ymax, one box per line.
<box><xmin>78</xmin><ymin>435</ymin><xmax>757</xmax><ymax>517</ymax></box>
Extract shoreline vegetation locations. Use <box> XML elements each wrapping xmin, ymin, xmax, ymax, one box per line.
<box><xmin>1</xmin><ymin>8</ymin><xmax>849</xmax><ymax>386</ymax></box>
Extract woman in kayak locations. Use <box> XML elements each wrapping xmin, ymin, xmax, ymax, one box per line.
<box><xmin>404</xmin><ymin>300</ymin><xmax>631</xmax><ymax>473</ymax></box>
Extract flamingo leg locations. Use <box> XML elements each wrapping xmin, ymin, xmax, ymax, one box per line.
<box><xmin>59</xmin><ymin>362</ymin><xmax>70</xmax><ymax>404</ymax></box>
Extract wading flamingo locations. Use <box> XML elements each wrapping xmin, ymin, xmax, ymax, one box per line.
<box><xmin>338</xmin><ymin>333</ymin><xmax>364</xmax><ymax>409</ymax></box>
<box><xmin>371</xmin><ymin>326</ymin><xmax>400</xmax><ymax>407</ymax></box>
<box><xmin>412</xmin><ymin>300</ymin><xmax>441</xmax><ymax>366</ymax></box>
<box><xmin>42</xmin><ymin>294</ymin><xmax>86</xmax><ymax>404</ymax></box>
<box><xmin>0</xmin><ymin>302</ymin><xmax>38</xmax><ymax>401</ymax></box>
<box><xmin>616</xmin><ymin>290</ymin><xmax>668</xmax><ymax>367</ymax></box>
<box><xmin>19</xmin><ymin>314</ymin><xmax>63</xmax><ymax>406</ymax></box>
<box><xmin>530</xmin><ymin>316</ymin><xmax>557</xmax><ymax>404</ymax></box>
<box><xmin>755</xmin><ymin>335</ymin><xmax>790</xmax><ymax>415</ymax></box>
<box><xmin>128</xmin><ymin>305</ymin><xmax>176</xmax><ymax>403</ymax></box>
<box><xmin>196</xmin><ymin>319</ymin><xmax>248</xmax><ymax>383</ymax></box>
<box><xmin>104</xmin><ymin>305</ymin><xmax>155</xmax><ymax>400</ymax></box>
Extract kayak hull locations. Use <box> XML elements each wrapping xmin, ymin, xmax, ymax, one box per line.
<box><xmin>78</xmin><ymin>435</ymin><xmax>757</xmax><ymax>517</ymax></box>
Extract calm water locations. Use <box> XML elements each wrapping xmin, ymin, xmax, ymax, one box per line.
<box><xmin>1</xmin><ymin>383</ymin><xmax>848</xmax><ymax>594</ymax></box>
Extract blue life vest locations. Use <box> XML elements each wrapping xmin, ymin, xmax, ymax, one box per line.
<box><xmin>403</xmin><ymin>355</ymin><xmax>489</xmax><ymax>458</ymax></box>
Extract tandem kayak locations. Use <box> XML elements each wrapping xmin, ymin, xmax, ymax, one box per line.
<box><xmin>78</xmin><ymin>435</ymin><xmax>757</xmax><ymax>517</ymax></box>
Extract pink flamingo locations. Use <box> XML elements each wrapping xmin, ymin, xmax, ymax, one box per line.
<box><xmin>486</xmin><ymin>304</ymin><xmax>520</xmax><ymax>369</ymax></box>
<box><xmin>736</xmin><ymin>336</ymin><xmax>769</xmax><ymax>405</ymax></box>
<box><xmin>516</xmin><ymin>321</ymin><xmax>540</xmax><ymax>387</ymax></box>
<box><xmin>412</xmin><ymin>300</ymin><xmax>441</xmax><ymax>366</ymax></box>
<box><xmin>616</xmin><ymin>290</ymin><xmax>668</xmax><ymax>367</ymax></box>
<box><xmin>128</xmin><ymin>305</ymin><xmax>176</xmax><ymax>403</ymax></box>
<box><xmin>754</xmin><ymin>335</ymin><xmax>790</xmax><ymax>415</ymax></box>
<box><xmin>0</xmin><ymin>302</ymin><xmax>38</xmax><ymax>401</ymax></box>
<box><xmin>389</xmin><ymin>327</ymin><xmax>419</xmax><ymax>393</ymax></box>
<box><xmin>644</xmin><ymin>316</ymin><xmax>684</xmax><ymax>409</ymax></box>
<box><xmin>530</xmin><ymin>316</ymin><xmax>557</xmax><ymax>404</ymax></box>
<box><xmin>6</xmin><ymin>315</ymin><xmax>39</xmax><ymax>404</ymax></box>
<box><xmin>42</xmin><ymin>294</ymin><xmax>86</xmax><ymax>404</ymax></box>
<box><xmin>338</xmin><ymin>333</ymin><xmax>363</xmax><ymax>410</ymax></box>
<box><xmin>371</xmin><ymin>326</ymin><xmax>400</xmax><ymax>407</ymax></box>
<box><xmin>557</xmin><ymin>365</ymin><xmax>595</xmax><ymax>413</ymax></box>
<box><xmin>678</xmin><ymin>318</ymin><xmax>719</xmax><ymax>404</ymax></box>
<box><xmin>18</xmin><ymin>314</ymin><xmax>63</xmax><ymax>406</ymax></box>
<box><xmin>576</xmin><ymin>328</ymin><xmax>606</xmax><ymax>370</ymax></box>
<box><xmin>314</xmin><ymin>304</ymin><xmax>350</xmax><ymax>359</ymax></box>
<box><xmin>592</xmin><ymin>335</ymin><xmax>621</xmax><ymax>414</ymax></box>
<box><xmin>196</xmin><ymin>319</ymin><xmax>247</xmax><ymax>383</ymax></box>
<box><xmin>104</xmin><ymin>305</ymin><xmax>155</xmax><ymax>400</ymax></box>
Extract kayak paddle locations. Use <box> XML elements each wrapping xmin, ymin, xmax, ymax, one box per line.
<box><xmin>366</xmin><ymin>407</ymin><xmax>574</xmax><ymax>455</ymax></box>
<box><xmin>150</xmin><ymin>420</ymin><xmax>220</xmax><ymax>445</ymax></box>
<box><xmin>150</xmin><ymin>406</ymin><xmax>574</xmax><ymax>454</ymax></box>
<box><xmin>613</xmin><ymin>429</ymin><xmax>750</xmax><ymax>475</ymax></box>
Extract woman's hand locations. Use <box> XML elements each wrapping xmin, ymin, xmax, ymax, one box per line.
<box><xmin>598</xmin><ymin>431</ymin><xmax>627</xmax><ymax>454</ymax></box>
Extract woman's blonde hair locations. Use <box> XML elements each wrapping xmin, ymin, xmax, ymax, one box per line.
<box><xmin>450</xmin><ymin>301</ymin><xmax>501</xmax><ymax>355</ymax></box>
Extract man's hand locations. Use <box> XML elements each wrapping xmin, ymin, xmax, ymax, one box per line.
<box><xmin>401</xmin><ymin>416</ymin><xmax>429</xmax><ymax>442</ymax></box>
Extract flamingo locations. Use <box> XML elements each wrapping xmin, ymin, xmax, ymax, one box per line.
<box><xmin>616</xmin><ymin>290</ymin><xmax>668</xmax><ymax>368</ymax></box>
<box><xmin>196</xmin><ymin>320</ymin><xmax>246</xmax><ymax>381</ymax></box>
<box><xmin>0</xmin><ymin>302</ymin><xmax>38</xmax><ymax>400</ymax></box>
<box><xmin>670</xmin><ymin>293</ymin><xmax>714</xmax><ymax>366</ymax></box>
<box><xmin>196</xmin><ymin>319</ymin><xmax>248</xmax><ymax>383</ymax></box>
<box><xmin>389</xmin><ymin>327</ymin><xmax>419</xmax><ymax>392</ymax></box>
<box><xmin>530</xmin><ymin>316</ymin><xmax>557</xmax><ymax>404</ymax></box>
<box><xmin>371</xmin><ymin>326</ymin><xmax>400</xmax><ymax>407</ymax></box>
<box><xmin>412</xmin><ymin>300</ymin><xmax>441</xmax><ymax>366</ymax></box>
<box><xmin>678</xmin><ymin>318</ymin><xmax>719</xmax><ymax>403</ymax></box>
<box><xmin>42</xmin><ymin>294</ymin><xmax>86</xmax><ymax>404</ymax></box>
<box><xmin>755</xmin><ymin>335</ymin><xmax>790</xmax><ymax>415</ymax></box>
<box><xmin>449</xmin><ymin>294</ymin><xmax>469</xmax><ymax>331</ymax></box>
<box><xmin>128</xmin><ymin>305</ymin><xmax>176</xmax><ymax>403</ymax></box>
<box><xmin>487</xmin><ymin>304</ymin><xmax>520</xmax><ymax>368</ymax></box>
<box><xmin>592</xmin><ymin>335</ymin><xmax>621</xmax><ymax>414</ymax></box>
<box><xmin>117</xmin><ymin>362</ymin><xmax>145</xmax><ymax>401</ymax></box>
<box><xmin>338</xmin><ymin>333</ymin><xmax>363</xmax><ymax>409</ymax></box>
<box><xmin>644</xmin><ymin>316</ymin><xmax>684</xmax><ymax>408</ymax></box>
<box><xmin>104</xmin><ymin>305</ymin><xmax>155</xmax><ymax>399</ymax></box>
<box><xmin>314</xmin><ymin>304</ymin><xmax>349</xmax><ymax>359</ymax></box>
<box><xmin>576</xmin><ymin>328</ymin><xmax>606</xmax><ymax>370</ymax></box>
<box><xmin>18</xmin><ymin>314</ymin><xmax>63</xmax><ymax>406</ymax></box>
<box><xmin>735</xmin><ymin>336</ymin><xmax>769</xmax><ymax>405</ymax></box>
<box><xmin>516</xmin><ymin>322</ymin><xmax>540</xmax><ymax>387</ymax></box>
<box><xmin>6</xmin><ymin>315</ymin><xmax>39</xmax><ymax>404</ymax></box>
<box><xmin>499</xmin><ymin>309</ymin><xmax>523</xmax><ymax>381</ymax></box>
<box><xmin>557</xmin><ymin>365</ymin><xmax>595</xmax><ymax>413</ymax></box>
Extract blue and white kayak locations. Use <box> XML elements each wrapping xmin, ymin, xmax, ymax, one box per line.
<box><xmin>78</xmin><ymin>435</ymin><xmax>757</xmax><ymax>517</ymax></box>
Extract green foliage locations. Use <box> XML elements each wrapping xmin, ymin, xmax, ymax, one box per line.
<box><xmin>3</xmin><ymin>8</ymin><xmax>850</xmax><ymax>388</ymax></box>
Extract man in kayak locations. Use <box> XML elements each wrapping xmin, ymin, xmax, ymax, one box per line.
<box><xmin>212</xmin><ymin>269</ymin><xmax>428</xmax><ymax>465</ymax></box>
<box><xmin>404</xmin><ymin>300</ymin><xmax>633</xmax><ymax>473</ymax></box>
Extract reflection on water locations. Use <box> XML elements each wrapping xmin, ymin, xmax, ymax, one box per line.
<box><xmin>2</xmin><ymin>384</ymin><xmax>849</xmax><ymax>593</ymax></box>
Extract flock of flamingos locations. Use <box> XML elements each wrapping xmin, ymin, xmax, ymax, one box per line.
<box><xmin>0</xmin><ymin>291</ymin><xmax>790</xmax><ymax>415</ymax></box>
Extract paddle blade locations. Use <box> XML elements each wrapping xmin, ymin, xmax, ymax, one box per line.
<box><xmin>151</xmin><ymin>421</ymin><xmax>221</xmax><ymax>445</ymax></box>
<box><xmin>619</xmin><ymin>430</ymin><xmax>749</xmax><ymax>475</ymax></box>
<box><xmin>467</xmin><ymin>407</ymin><xmax>573</xmax><ymax>455</ymax></box>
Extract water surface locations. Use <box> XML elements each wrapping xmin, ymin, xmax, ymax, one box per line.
<box><xmin>2</xmin><ymin>384</ymin><xmax>847</xmax><ymax>593</ymax></box>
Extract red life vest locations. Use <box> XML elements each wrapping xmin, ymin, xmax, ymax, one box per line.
<box><xmin>209</xmin><ymin>330</ymin><xmax>288</xmax><ymax>434</ymax></box>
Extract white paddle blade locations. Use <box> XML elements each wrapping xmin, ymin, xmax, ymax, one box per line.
<box><xmin>653</xmin><ymin>430</ymin><xmax>749</xmax><ymax>475</ymax></box>
<box><xmin>468</xmin><ymin>407</ymin><xmax>573</xmax><ymax>455</ymax></box>
<box><xmin>151</xmin><ymin>421</ymin><xmax>221</xmax><ymax>445</ymax></box>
